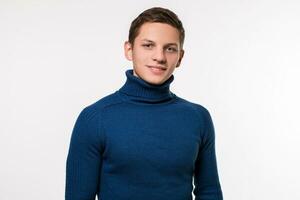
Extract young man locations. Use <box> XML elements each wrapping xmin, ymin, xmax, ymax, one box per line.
<box><xmin>65</xmin><ymin>7</ymin><xmax>223</xmax><ymax>200</ymax></box>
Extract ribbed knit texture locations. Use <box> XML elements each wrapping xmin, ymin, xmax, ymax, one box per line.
<box><xmin>65</xmin><ymin>69</ymin><xmax>223</xmax><ymax>200</ymax></box>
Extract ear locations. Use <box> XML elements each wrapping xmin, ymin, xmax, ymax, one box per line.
<box><xmin>176</xmin><ymin>49</ymin><xmax>185</xmax><ymax>68</ymax></box>
<box><xmin>124</xmin><ymin>41</ymin><xmax>133</xmax><ymax>61</ymax></box>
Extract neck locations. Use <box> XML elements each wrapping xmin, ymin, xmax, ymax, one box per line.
<box><xmin>117</xmin><ymin>69</ymin><xmax>176</xmax><ymax>104</ymax></box>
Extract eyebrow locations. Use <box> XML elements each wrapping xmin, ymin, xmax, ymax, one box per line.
<box><xmin>141</xmin><ymin>39</ymin><xmax>178</xmax><ymax>47</ymax></box>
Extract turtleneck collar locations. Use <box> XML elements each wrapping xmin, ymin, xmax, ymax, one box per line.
<box><xmin>117</xmin><ymin>69</ymin><xmax>176</xmax><ymax>104</ymax></box>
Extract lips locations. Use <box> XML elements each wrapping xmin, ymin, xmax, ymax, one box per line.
<box><xmin>147</xmin><ymin>65</ymin><xmax>167</xmax><ymax>70</ymax></box>
<box><xmin>147</xmin><ymin>65</ymin><xmax>166</xmax><ymax>75</ymax></box>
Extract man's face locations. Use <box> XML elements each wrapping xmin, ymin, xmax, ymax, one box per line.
<box><xmin>124</xmin><ymin>22</ymin><xmax>184</xmax><ymax>85</ymax></box>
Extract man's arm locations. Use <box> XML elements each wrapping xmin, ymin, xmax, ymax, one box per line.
<box><xmin>65</xmin><ymin>107</ymin><xmax>104</xmax><ymax>200</ymax></box>
<box><xmin>193</xmin><ymin>108</ymin><xmax>223</xmax><ymax>200</ymax></box>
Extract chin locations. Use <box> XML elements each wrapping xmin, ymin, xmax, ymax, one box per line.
<box><xmin>145</xmin><ymin>76</ymin><xmax>166</xmax><ymax>85</ymax></box>
<box><xmin>135</xmin><ymin>67</ymin><xmax>167</xmax><ymax>85</ymax></box>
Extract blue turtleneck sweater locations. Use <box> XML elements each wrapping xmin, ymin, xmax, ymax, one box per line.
<box><xmin>65</xmin><ymin>69</ymin><xmax>223</xmax><ymax>200</ymax></box>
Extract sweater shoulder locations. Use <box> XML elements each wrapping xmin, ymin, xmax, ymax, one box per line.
<box><xmin>173</xmin><ymin>95</ymin><xmax>214</xmax><ymax>133</ymax></box>
<box><xmin>174</xmin><ymin>95</ymin><xmax>211</xmax><ymax>118</ymax></box>
<box><xmin>174</xmin><ymin>95</ymin><xmax>214</xmax><ymax>138</ymax></box>
<box><xmin>79</xmin><ymin>91</ymin><xmax>123</xmax><ymax>122</ymax></box>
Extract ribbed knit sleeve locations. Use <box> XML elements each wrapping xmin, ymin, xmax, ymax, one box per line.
<box><xmin>193</xmin><ymin>108</ymin><xmax>223</xmax><ymax>200</ymax></box>
<box><xmin>65</xmin><ymin>107</ymin><xmax>105</xmax><ymax>200</ymax></box>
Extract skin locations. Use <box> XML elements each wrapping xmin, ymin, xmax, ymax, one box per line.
<box><xmin>124</xmin><ymin>22</ymin><xmax>184</xmax><ymax>85</ymax></box>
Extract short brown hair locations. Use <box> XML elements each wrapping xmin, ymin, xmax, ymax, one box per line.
<box><xmin>128</xmin><ymin>7</ymin><xmax>185</xmax><ymax>49</ymax></box>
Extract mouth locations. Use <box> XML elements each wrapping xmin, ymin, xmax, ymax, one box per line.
<box><xmin>147</xmin><ymin>65</ymin><xmax>167</xmax><ymax>70</ymax></box>
<box><xmin>147</xmin><ymin>65</ymin><xmax>167</xmax><ymax>75</ymax></box>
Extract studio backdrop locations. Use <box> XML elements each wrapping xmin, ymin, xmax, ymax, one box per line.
<box><xmin>1</xmin><ymin>1</ymin><xmax>299</xmax><ymax>199</ymax></box>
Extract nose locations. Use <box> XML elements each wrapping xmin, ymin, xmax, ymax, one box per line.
<box><xmin>152</xmin><ymin>48</ymin><xmax>166</xmax><ymax>63</ymax></box>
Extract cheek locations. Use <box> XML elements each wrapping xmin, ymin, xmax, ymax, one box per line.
<box><xmin>167</xmin><ymin>54</ymin><xmax>180</xmax><ymax>63</ymax></box>
<box><xmin>133</xmin><ymin>51</ymin><xmax>149</xmax><ymax>64</ymax></box>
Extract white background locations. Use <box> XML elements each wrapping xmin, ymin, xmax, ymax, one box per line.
<box><xmin>1</xmin><ymin>0</ymin><xmax>300</xmax><ymax>199</ymax></box>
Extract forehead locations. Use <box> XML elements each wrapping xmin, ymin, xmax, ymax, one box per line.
<box><xmin>135</xmin><ymin>22</ymin><xmax>180</xmax><ymax>45</ymax></box>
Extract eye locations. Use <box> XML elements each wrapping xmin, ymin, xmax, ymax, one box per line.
<box><xmin>142</xmin><ymin>44</ymin><xmax>153</xmax><ymax>48</ymax></box>
<box><xmin>166</xmin><ymin>47</ymin><xmax>178</xmax><ymax>52</ymax></box>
